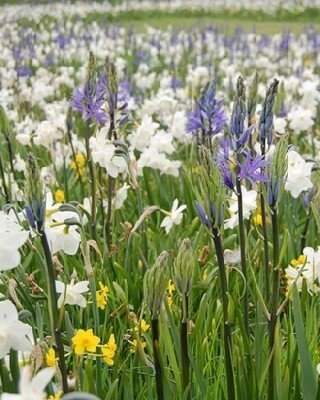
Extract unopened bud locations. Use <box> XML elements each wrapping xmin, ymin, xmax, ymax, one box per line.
<box><xmin>143</xmin><ymin>251</ymin><xmax>169</xmax><ymax>320</ymax></box>
<box><xmin>173</xmin><ymin>239</ymin><xmax>194</xmax><ymax>298</ymax></box>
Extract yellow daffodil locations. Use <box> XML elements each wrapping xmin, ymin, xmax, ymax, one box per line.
<box><xmin>45</xmin><ymin>348</ymin><xmax>56</xmax><ymax>367</ymax></box>
<box><xmin>96</xmin><ymin>282</ymin><xmax>109</xmax><ymax>310</ymax></box>
<box><xmin>130</xmin><ymin>338</ymin><xmax>146</xmax><ymax>353</ymax></box>
<box><xmin>70</xmin><ymin>153</ymin><xmax>86</xmax><ymax>176</ymax></box>
<box><xmin>54</xmin><ymin>189</ymin><xmax>65</xmax><ymax>203</ymax></box>
<box><xmin>96</xmin><ymin>291</ymin><xmax>107</xmax><ymax>310</ymax></box>
<box><xmin>290</xmin><ymin>254</ymin><xmax>307</xmax><ymax>267</ymax></box>
<box><xmin>101</xmin><ymin>334</ymin><xmax>117</xmax><ymax>366</ymax></box>
<box><xmin>71</xmin><ymin>329</ymin><xmax>100</xmax><ymax>356</ymax></box>
<box><xmin>99</xmin><ymin>282</ymin><xmax>109</xmax><ymax>296</ymax></box>
<box><xmin>140</xmin><ymin>319</ymin><xmax>150</xmax><ymax>333</ymax></box>
<box><xmin>167</xmin><ymin>279</ymin><xmax>175</xmax><ymax>307</ymax></box>
<box><xmin>252</xmin><ymin>212</ymin><xmax>262</xmax><ymax>226</ymax></box>
<box><xmin>48</xmin><ymin>391</ymin><xmax>63</xmax><ymax>400</ymax></box>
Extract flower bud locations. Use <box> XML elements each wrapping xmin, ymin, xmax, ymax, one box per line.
<box><xmin>230</xmin><ymin>76</ymin><xmax>246</xmax><ymax>139</ymax></box>
<box><xmin>247</xmin><ymin>72</ymin><xmax>259</xmax><ymax>125</ymax></box>
<box><xmin>259</xmin><ymin>78</ymin><xmax>279</xmax><ymax>146</ymax></box>
<box><xmin>173</xmin><ymin>239</ymin><xmax>194</xmax><ymax>298</ymax></box>
<box><xmin>25</xmin><ymin>153</ymin><xmax>45</xmax><ymax>230</ymax></box>
<box><xmin>143</xmin><ymin>251</ymin><xmax>169</xmax><ymax>320</ymax></box>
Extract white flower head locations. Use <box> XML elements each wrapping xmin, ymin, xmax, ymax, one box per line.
<box><xmin>160</xmin><ymin>199</ymin><xmax>187</xmax><ymax>234</ymax></box>
<box><xmin>224</xmin><ymin>186</ymin><xmax>257</xmax><ymax>230</ymax></box>
<box><xmin>0</xmin><ymin>212</ymin><xmax>29</xmax><ymax>271</ymax></box>
<box><xmin>114</xmin><ymin>183</ymin><xmax>131</xmax><ymax>210</ymax></box>
<box><xmin>89</xmin><ymin>127</ymin><xmax>127</xmax><ymax>178</ymax></box>
<box><xmin>1</xmin><ymin>366</ymin><xmax>55</xmax><ymax>400</ymax></box>
<box><xmin>0</xmin><ymin>300</ymin><xmax>33</xmax><ymax>359</ymax></box>
<box><xmin>285</xmin><ymin>150</ymin><xmax>313</xmax><ymax>198</ymax></box>
<box><xmin>44</xmin><ymin>192</ymin><xmax>82</xmax><ymax>255</ymax></box>
<box><xmin>55</xmin><ymin>279</ymin><xmax>89</xmax><ymax>308</ymax></box>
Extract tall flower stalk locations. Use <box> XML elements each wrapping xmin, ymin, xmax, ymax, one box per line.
<box><xmin>195</xmin><ymin>147</ymin><xmax>235</xmax><ymax>400</ymax></box>
<box><xmin>231</xmin><ymin>76</ymin><xmax>250</xmax><ymax>334</ymax></box>
<box><xmin>173</xmin><ymin>238</ymin><xmax>194</xmax><ymax>398</ymax></box>
<box><xmin>259</xmin><ymin>78</ymin><xmax>279</xmax><ymax>300</ymax></box>
<box><xmin>25</xmin><ymin>154</ymin><xmax>68</xmax><ymax>393</ymax></box>
<box><xmin>143</xmin><ymin>251</ymin><xmax>169</xmax><ymax>400</ymax></box>
<box><xmin>266</xmin><ymin>136</ymin><xmax>287</xmax><ymax>400</ymax></box>
<box><xmin>104</xmin><ymin>58</ymin><xmax>119</xmax><ymax>251</ymax></box>
<box><xmin>71</xmin><ymin>51</ymin><xmax>101</xmax><ymax>241</ymax></box>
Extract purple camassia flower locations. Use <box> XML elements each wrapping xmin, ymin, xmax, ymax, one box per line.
<box><xmin>186</xmin><ymin>80</ymin><xmax>226</xmax><ymax>141</ymax></box>
<box><xmin>237</xmin><ymin>151</ymin><xmax>269</xmax><ymax>187</ymax></box>
<box><xmin>71</xmin><ymin>74</ymin><xmax>107</xmax><ymax>124</ymax></box>
<box><xmin>195</xmin><ymin>201</ymin><xmax>211</xmax><ymax>227</ymax></box>
<box><xmin>278</xmin><ymin>105</ymin><xmax>288</xmax><ymax>118</ymax></box>
<box><xmin>279</xmin><ymin>32</ymin><xmax>290</xmax><ymax>53</ymax></box>
<box><xmin>16</xmin><ymin>66</ymin><xmax>32</xmax><ymax>78</ymax></box>
<box><xmin>119</xmin><ymin>80</ymin><xmax>132</xmax><ymax>96</ymax></box>
<box><xmin>56</xmin><ymin>35</ymin><xmax>71</xmax><ymax>50</ymax></box>
<box><xmin>215</xmin><ymin>136</ymin><xmax>234</xmax><ymax>190</ymax></box>
<box><xmin>171</xmin><ymin>77</ymin><xmax>181</xmax><ymax>89</ymax></box>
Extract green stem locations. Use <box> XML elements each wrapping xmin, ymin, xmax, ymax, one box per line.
<box><xmin>268</xmin><ymin>207</ymin><xmax>280</xmax><ymax>400</ymax></box>
<box><xmin>212</xmin><ymin>228</ymin><xmax>235</xmax><ymax>400</ymax></box>
<box><xmin>98</xmin><ymin>167</ymin><xmax>105</xmax><ymax>231</ymax></box>
<box><xmin>4</xmin><ymin>135</ymin><xmax>17</xmax><ymax>182</ymax></box>
<box><xmin>84</xmin><ymin>121</ymin><xmax>97</xmax><ymax>241</ymax></box>
<box><xmin>235</xmin><ymin>175</ymin><xmax>250</xmax><ymax>334</ymax></box>
<box><xmin>260</xmin><ymin>142</ymin><xmax>270</xmax><ymax>300</ymax></box>
<box><xmin>0</xmin><ymin>358</ymin><xmax>13</xmax><ymax>393</ymax></box>
<box><xmin>67</xmin><ymin>127</ymin><xmax>85</xmax><ymax>199</ymax></box>
<box><xmin>9</xmin><ymin>350</ymin><xmax>19</xmax><ymax>392</ymax></box>
<box><xmin>151</xmin><ymin>318</ymin><xmax>164</xmax><ymax>400</ymax></box>
<box><xmin>136</xmin><ymin>186</ymin><xmax>148</xmax><ymax>259</ymax></box>
<box><xmin>181</xmin><ymin>294</ymin><xmax>190</xmax><ymax>398</ymax></box>
<box><xmin>300</xmin><ymin>210</ymin><xmax>310</xmax><ymax>253</ymax></box>
<box><xmin>0</xmin><ymin>155</ymin><xmax>10</xmax><ymax>203</ymax></box>
<box><xmin>88</xmin><ymin>276</ymin><xmax>102</xmax><ymax>397</ymax></box>
<box><xmin>39</xmin><ymin>230</ymin><xmax>69</xmax><ymax>393</ymax></box>
<box><xmin>105</xmin><ymin>176</ymin><xmax>115</xmax><ymax>251</ymax></box>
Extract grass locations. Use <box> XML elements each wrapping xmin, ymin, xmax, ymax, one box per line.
<box><xmin>110</xmin><ymin>15</ymin><xmax>319</xmax><ymax>35</ymax></box>
<box><xmin>79</xmin><ymin>9</ymin><xmax>320</xmax><ymax>34</ymax></box>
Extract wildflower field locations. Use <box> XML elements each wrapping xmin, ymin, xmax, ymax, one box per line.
<box><xmin>1</xmin><ymin>1</ymin><xmax>320</xmax><ymax>399</ymax></box>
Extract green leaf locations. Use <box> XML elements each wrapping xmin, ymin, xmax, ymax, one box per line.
<box><xmin>292</xmin><ymin>284</ymin><xmax>317</xmax><ymax>400</ymax></box>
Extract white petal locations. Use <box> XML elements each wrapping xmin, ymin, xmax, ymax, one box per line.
<box><xmin>0</xmin><ymin>247</ymin><xmax>21</xmax><ymax>271</ymax></box>
<box><xmin>1</xmin><ymin>394</ymin><xmax>22</xmax><ymax>400</ymax></box>
<box><xmin>73</xmin><ymin>281</ymin><xmax>90</xmax><ymax>294</ymax></box>
<box><xmin>76</xmin><ymin>294</ymin><xmax>87</xmax><ymax>308</ymax></box>
<box><xmin>0</xmin><ymin>300</ymin><xmax>18</xmax><ymax>321</ymax></box>
<box><xmin>29</xmin><ymin>367</ymin><xmax>55</xmax><ymax>391</ymax></box>
<box><xmin>55</xmin><ymin>281</ymin><xmax>66</xmax><ymax>293</ymax></box>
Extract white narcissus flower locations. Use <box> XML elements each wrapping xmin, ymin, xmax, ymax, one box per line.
<box><xmin>114</xmin><ymin>183</ymin><xmax>131</xmax><ymax>209</ymax></box>
<box><xmin>46</xmin><ymin>225</ymin><xmax>81</xmax><ymax>256</ymax></box>
<box><xmin>224</xmin><ymin>186</ymin><xmax>257</xmax><ymax>230</ymax></box>
<box><xmin>273</xmin><ymin>117</ymin><xmax>287</xmax><ymax>134</ymax></box>
<box><xmin>161</xmin><ymin>199</ymin><xmax>187</xmax><ymax>234</ymax></box>
<box><xmin>288</xmin><ymin>107</ymin><xmax>314</xmax><ymax>133</ymax></box>
<box><xmin>33</xmin><ymin>120</ymin><xmax>63</xmax><ymax>149</ymax></box>
<box><xmin>1</xmin><ymin>366</ymin><xmax>55</xmax><ymax>400</ymax></box>
<box><xmin>0</xmin><ymin>212</ymin><xmax>29</xmax><ymax>271</ymax></box>
<box><xmin>128</xmin><ymin>115</ymin><xmax>159</xmax><ymax>152</ymax></box>
<box><xmin>285</xmin><ymin>247</ymin><xmax>320</xmax><ymax>294</ymax></box>
<box><xmin>301</xmin><ymin>247</ymin><xmax>320</xmax><ymax>285</ymax></box>
<box><xmin>44</xmin><ymin>191</ymin><xmax>82</xmax><ymax>255</ymax></box>
<box><xmin>89</xmin><ymin>127</ymin><xmax>127</xmax><ymax>178</ymax></box>
<box><xmin>0</xmin><ymin>300</ymin><xmax>33</xmax><ymax>359</ymax></box>
<box><xmin>55</xmin><ymin>279</ymin><xmax>90</xmax><ymax>308</ymax></box>
<box><xmin>285</xmin><ymin>150</ymin><xmax>313</xmax><ymax>198</ymax></box>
